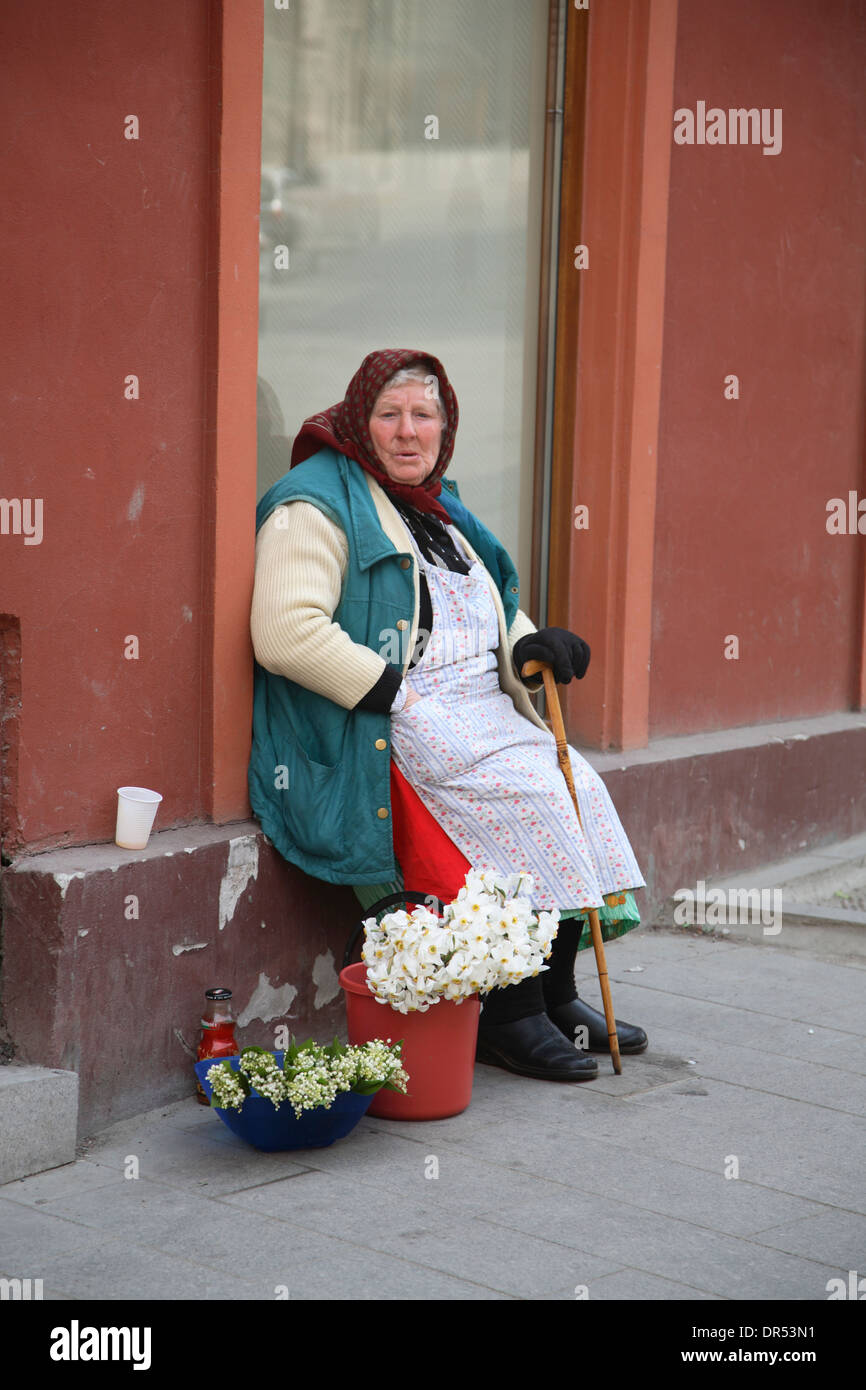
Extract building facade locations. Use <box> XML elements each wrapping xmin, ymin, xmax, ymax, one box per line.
<box><xmin>1</xmin><ymin>0</ymin><xmax>864</xmax><ymax>1135</ymax></box>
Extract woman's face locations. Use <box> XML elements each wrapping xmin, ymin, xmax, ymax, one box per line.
<box><xmin>368</xmin><ymin>381</ymin><xmax>443</xmax><ymax>486</ymax></box>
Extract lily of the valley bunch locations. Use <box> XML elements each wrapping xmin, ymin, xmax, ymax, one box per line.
<box><xmin>206</xmin><ymin>1039</ymin><xmax>408</xmax><ymax>1117</ymax></box>
<box><xmin>362</xmin><ymin>870</ymin><xmax>560</xmax><ymax>1013</ymax></box>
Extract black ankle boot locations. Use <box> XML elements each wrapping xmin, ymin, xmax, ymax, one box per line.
<box><xmin>547</xmin><ymin>997</ymin><xmax>648</xmax><ymax>1054</ymax></box>
<box><xmin>477</xmin><ymin>1013</ymin><xmax>599</xmax><ymax>1081</ymax></box>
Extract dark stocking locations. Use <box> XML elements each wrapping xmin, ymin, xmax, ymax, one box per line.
<box><xmin>540</xmin><ymin>915</ymin><xmax>585</xmax><ymax>1008</ymax></box>
<box><xmin>481</xmin><ymin>915</ymin><xmax>586</xmax><ymax>1023</ymax></box>
<box><xmin>480</xmin><ymin>973</ymin><xmax>545</xmax><ymax>1024</ymax></box>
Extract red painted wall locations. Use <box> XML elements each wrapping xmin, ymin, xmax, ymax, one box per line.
<box><xmin>651</xmin><ymin>0</ymin><xmax>866</xmax><ymax>737</ymax></box>
<box><xmin>0</xmin><ymin>1</ymin><xmax>213</xmax><ymax>852</ymax></box>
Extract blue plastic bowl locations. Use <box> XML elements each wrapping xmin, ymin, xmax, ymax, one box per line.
<box><xmin>194</xmin><ymin>1052</ymin><xmax>375</xmax><ymax>1151</ymax></box>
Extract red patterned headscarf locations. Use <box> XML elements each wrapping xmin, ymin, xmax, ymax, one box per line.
<box><xmin>289</xmin><ymin>348</ymin><xmax>459</xmax><ymax>523</ymax></box>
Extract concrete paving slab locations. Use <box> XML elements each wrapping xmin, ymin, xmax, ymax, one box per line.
<box><xmin>276</xmin><ymin>1122</ymin><xmax>599</xmax><ymax>1222</ymax></box>
<box><xmin>750</xmin><ymin>1208</ymin><xmax>866</xmax><ymax>1268</ymax></box>
<box><xmin>544</xmin><ymin>1268</ymin><xmax>723</xmax><ymax>1300</ymax></box>
<box><xmin>22</xmin><ymin>1175</ymin><xmax>260</xmax><ymax>1248</ymax></box>
<box><xmin>697</xmin><ymin>917</ymin><xmax>866</xmax><ymax>958</ymax></box>
<box><xmin>118</xmin><ymin>1190</ymin><xmax>530</xmax><ymax>1298</ymax></box>
<box><xmin>0</xmin><ymin>1159</ymin><xmax>123</xmax><ymax>1210</ymax></box>
<box><xmin>363</xmin><ymin>1078</ymin><xmax>631</xmax><ymax>1154</ymax></box>
<box><xmin>572</xmin><ymin>986</ymin><xmax>864</xmax><ymax>1066</ymax></box>
<box><xmin>0</xmin><ymin>1276</ymin><xmax>80</xmax><ymax>1302</ymax></box>
<box><xmin>631</xmin><ymin>1024</ymin><xmax>866</xmax><ymax>1115</ymax></box>
<box><xmin>81</xmin><ymin>1117</ymin><xmax>312</xmax><ymax>1195</ymax></box>
<box><xmin>567</xmin><ymin>1096</ymin><xmax>865</xmax><ymax>1214</ymax></box>
<box><xmin>776</xmin><ymin>1031</ymin><xmax>866</xmax><ymax>1077</ymax></box>
<box><xmin>370</xmin><ymin>1212</ymin><xmax>620</xmax><ymax>1298</ymax></box>
<box><xmin>165</xmin><ymin>1099</ymin><xmax>228</xmax><ymax>1130</ymax></box>
<box><xmin>669</xmin><ymin>938</ymin><xmax>863</xmax><ymax>1000</ymax></box>
<box><xmin>11</xmin><ymin>1234</ymin><xmax>265</xmax><ymax>1300</ymax></box>
<box><xmin>0</xmin><ymin>1197</ymin><xmax>115</xmax><ymax>1269</ymax></box>
<box><xmin>584</xmin><ymin>928</ymin><xmax>865</xmax><ymax>980</ymax></box>
<box><xmin>1</xmin><ymin>927</ymin><xmax>861</xmax><ymax>1301</ymax></box>
<box><xmin>220</xmin><ymin>1165</ymin><xmax>449</xmax><ymax>1237</ymax></box>
<box><xmin>139</xmin><ymin>1201</ymin><xmax>387</xmax><ymax>1285</ymax></box>
<box><xmin>581</xmin><ymin>943</ymin><xmax>866</xmax><ymax>1027</ymax></box>
<box><xmin>276</xmin><ymin>1244</ymin><xmax>514</xmax><ymax>1300</ymax></box>
<box><xmin>583</xmin><ymin>1052</ymin><xmax>707</xmax><ymax>1097</ymax></box>
<box><xmin>477</xmin><ymin>1193</ymin><xmax>843</xmax><ymax>1300</ymax></box>
<box><xmin>429</xmin><ymin>1118</ymin><xmax>831</xmax><ymax>1237</ymax></box>
<box><xmin>629</xmin><ymin>1013</ymin><xmax>866</xmax><ymax>1081</ymax></box>
<box><xmin>617</xmin><ymin>1073</ymin><xmax>863</xmax><ymax>1138</ymax></box>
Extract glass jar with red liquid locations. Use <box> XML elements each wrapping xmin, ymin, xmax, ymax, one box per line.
<box><xmin>195</xmin><ymin>987</ymin><xmax>239</xmax><ymax>1104</ymax></box>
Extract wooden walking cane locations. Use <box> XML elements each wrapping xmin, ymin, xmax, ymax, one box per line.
<box><xmin>521</xmin><ymin>659</ymin><xmax>623</xmax><ymax>1075</ymax></box>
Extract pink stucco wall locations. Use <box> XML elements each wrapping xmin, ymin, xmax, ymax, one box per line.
<box><xmin>651</xmin><ymin>0</ymin><xmax>866</xmax><ymax>737</ymax></box>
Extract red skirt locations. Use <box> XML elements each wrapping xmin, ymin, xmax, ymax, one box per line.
<box><xmin>389</xmin><ymin>761</ymin><xmax>470</xmax><ymax>903</ymax></box>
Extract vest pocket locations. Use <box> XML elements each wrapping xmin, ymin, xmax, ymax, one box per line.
<box><xmin>274</xmin><ymin>742</ymin><xmax>346</xmax><ymax>859</ymax></box>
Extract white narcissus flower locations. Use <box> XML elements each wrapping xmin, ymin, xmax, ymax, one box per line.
<box><xmin>449</xmin><ymin>909</ymin><xmax>476</xmax><ymax>931</ymax></box>
<box><xmin>441</xmin><ymin>948</ymin><xmax>471</xmax><ymax>981</ymax></box>
<box><xmin>493</xmin><ymin>941</ymin><xmax>520</xmax><ymax>969</ymax></box>
<box><xmin>363</xmin><ymin>869</ymin><xmax>563</xmax><ymax>1010</ymax></box>
<box><xmin>420</xmin><ymin>935</ymin><xmax>446</xmax><ymax>963</ymax></box>
<box><xmin>362</xmin><ymin>940</ymin><xmax>390</xmax><ymax>969</ymax></box>
<box><xmin>411</xmin><ymin>906</ymin><xmax>440</xmax><ymax>930</ymax></box>
<box><xmin>466</xmin><ymin>898</ymin><xmax>489</xmax><ymax>925</ymax></box>
<box><xmin>464</xmin><ymin>933</ymin><xmax>491</xmax><ymax>960</ymax></box>
<box><xmin>533</xmin><ymin>912</ymin><xmax>559</xmax><ymax>955</ymax></box>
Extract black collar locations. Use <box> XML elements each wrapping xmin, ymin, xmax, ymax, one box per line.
<box><xmin>391</xmin><ymin>499</ymin><xmax>471</xmax><ymax>575</ymax></box>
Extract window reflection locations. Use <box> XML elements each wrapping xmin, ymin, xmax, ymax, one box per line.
<box><xmin>257</xmin><ymin>0</ymin><xmax>547</xmax><ymax>581</ymax></box>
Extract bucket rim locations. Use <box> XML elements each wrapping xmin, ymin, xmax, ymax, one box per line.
<box><xmin>339</xmin><ymin>961</ymin><xmax>376</xmax><ymax>997</ymax></box>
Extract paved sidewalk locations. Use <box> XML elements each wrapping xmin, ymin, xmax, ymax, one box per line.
<box><xmin>1</xmin><ymin>925</ymin><xmax>864</xmax><ymax>1301</ymax></box>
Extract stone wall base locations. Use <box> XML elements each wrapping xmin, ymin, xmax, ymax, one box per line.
<box><xmin>1</xmin><ymin>824</ymin><xmax>359</xmax><ymax>1138</ymax></box>
<box><xmin>591</xmin><ymin>711</ymin><xmax>866</xmax><ymax>923</ymax></box>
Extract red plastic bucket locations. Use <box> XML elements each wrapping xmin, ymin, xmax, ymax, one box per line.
<box><xmin>339</xmin><ymin>962</ymin><xmax>480</xmax><ymax>1120</ymax></box>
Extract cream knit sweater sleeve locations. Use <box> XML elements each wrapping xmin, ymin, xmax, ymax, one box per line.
<box><xmin>507</xmin><ymin>607</ymin><xmax>538</xmax><ymax>647</ymax></box>
<box><xmin>251</xmin><ymin>497</ymin><xmax>542</xmax><ymax>709</ymax></box>
<box><xmin>506</xmin><ymin>606</ymin><xmax>542</xmax><ymax>690</ymax></box>
<box><xmin>251</xmin><ymin>501</ymin><xmax>390</xmax><ymax>709</ymax></box>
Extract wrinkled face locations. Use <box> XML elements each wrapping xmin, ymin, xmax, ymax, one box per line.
<box><xmin>368</xmin><ymin>381</ymin><xmax>443</xmax><ymax>486</ymax></box>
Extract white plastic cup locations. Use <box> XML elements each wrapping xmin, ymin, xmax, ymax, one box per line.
<box><xmin>115</xmin><ymin>786</ymin><xmax>163</xmax><ymax>850</ymax></box>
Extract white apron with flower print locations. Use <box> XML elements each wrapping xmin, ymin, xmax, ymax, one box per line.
<box><xmin>389</xmin><ymin>529</ymin><xmax>646</xmax><ymax>912</ymax></box>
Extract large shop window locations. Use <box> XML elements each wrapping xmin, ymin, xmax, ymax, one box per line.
<box><xmin>257</xmin><ymin>0</ymin><xmax>550</xmax><ymax>590</ymax></box>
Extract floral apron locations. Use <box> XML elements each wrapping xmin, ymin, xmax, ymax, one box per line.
<box><xmin>389</xmin><ymin>530</ymin><xmax>646</xmax><ymax>913</ymax></box>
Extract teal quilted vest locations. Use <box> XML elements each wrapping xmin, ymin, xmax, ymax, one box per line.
<box><xmin>248</xmin><ymin>448</ymin><xmax>521</xmax><ymax>885</ymax></box>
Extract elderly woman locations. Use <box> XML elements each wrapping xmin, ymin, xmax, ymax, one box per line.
<box><xmin>250</xmin><ymin>349</ymin><xmax>647</xmax><ymax>1082</ymax></box>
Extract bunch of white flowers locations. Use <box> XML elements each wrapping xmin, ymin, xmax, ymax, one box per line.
<box><xmin>362</xmin><ymin>870</ymin><xmax>559</xmax><ymax>1014</ymax></box>
<box><xmin>206</xmin><ymin>1039</ymin><xmax>408</xmax><ymax>1118</ymax></box>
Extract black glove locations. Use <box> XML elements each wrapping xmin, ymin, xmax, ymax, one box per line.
<box><xmin>512</xmin><ymin>627</ymin><xmax>591</xmax><ymax>685</ymax></box>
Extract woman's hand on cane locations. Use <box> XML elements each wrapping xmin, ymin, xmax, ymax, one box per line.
<box><xmin>513</xmin><ymin>628</ymin><xmax>590</xmax><ymax>684</ymax></box>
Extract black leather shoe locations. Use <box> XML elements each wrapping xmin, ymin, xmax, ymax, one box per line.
<box><xmin>476</xmin><ymin>1013</ymin><xmax>598</xmax><ymax>1081</ymax></box>
<box><xmin>547</xmin><ymin>997</ymin><xmax>648</xmax><ymax>1054</ymax></box>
